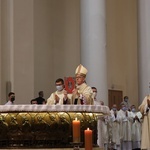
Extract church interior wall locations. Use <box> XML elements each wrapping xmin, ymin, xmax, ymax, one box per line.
<box><xmin>0</xmin><ymin>0</ymin><xmax>1</xmax><ymax>103</ymax></box>
<box><xmin>0</xmin><ymin>0</ymin><xmax>139</xmax><ymax>107</ymax></box>
<box><xmin>33</xmin><ymin>0</ymin><xmax>80</xmax><ymax>103</ymax></box>
<box><xmin>106</xmin><ymin>0</ymin><xmax>138</xmax><ymax>107</ymax></box>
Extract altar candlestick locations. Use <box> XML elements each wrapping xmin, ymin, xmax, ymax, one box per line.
<box><xmin>72</xmin><ymin>118</ymin><xmax>80</xmax><ymax>143</ymax></box>
<box><xmin>84</xmin><ymin>128</ymin><xmax>93</xmax><ymax>150</ymax></box>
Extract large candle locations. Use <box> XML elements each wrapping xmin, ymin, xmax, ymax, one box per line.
<box><xmin>72</xmin><ymin>118</ymin><xmax>80</xmax><ymax>143</ymax></box>
<box><xmin>84</xmin><ymin>128</ymin><xmax>93</xmax><ymax>150</ymax></box>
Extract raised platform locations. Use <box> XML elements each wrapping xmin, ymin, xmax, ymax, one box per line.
<box><xmin>0</xmin><ymin>105</ymin><xmax>110</xmax><ymax>149</ymax></box>
<box><xmin>0</xmin><ymin>105</ymin><xmax>109</xmax><ymax>113</ymax></box>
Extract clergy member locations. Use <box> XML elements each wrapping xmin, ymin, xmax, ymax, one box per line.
<box><xmin>130</xmin><ymin>105</ymin><xmax>142</xmax><ymax>150</ymax></box>
<box><xmin>72</xmin><ymin>64</ymin><xmax>93</xmax><ymax>105</ymax></box>
<box><xmin>139</xmin><ymin>95</ymin><xmax>150</xmax><ymax>149</ymax></box>
<box><xmin>109</xmin><ymin>104</ymin><xmax>121</xmax><ymax>150</ymax></box>
<box><xmin>118</xmin><ymin>104</ymin><xmax>133</xmax><ymax>150</ymax></box>
<box><xmin>5</xmin><ymin>92</ymin><xmax>15</xmax><ymax>105</ymax></box>
<box><xmin>47</xmin><ymin>78</ymin><xmax>72</xmax><ymax>105</ymax></box>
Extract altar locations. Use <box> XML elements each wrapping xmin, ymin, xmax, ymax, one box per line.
<box><xmin>0</xmin><ymin>105</ymin><xmax>110</xmax><ymax>149</ymax></box>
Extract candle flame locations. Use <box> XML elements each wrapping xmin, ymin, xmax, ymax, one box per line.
<box><xmin>87</xmin><ymin>128</ymin><xmax>89</xmax><ymax>130</ymax></box>
<box><xmin>75</xmin><ymin>117</ymin><xmax>77</xmax><ymax>121</ymax></box>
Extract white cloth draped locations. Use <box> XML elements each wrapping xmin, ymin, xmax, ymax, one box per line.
<box><xmin>0</xmin><ymin>105</ymin><xmax>110</xmax><ymax>114</ymax></box>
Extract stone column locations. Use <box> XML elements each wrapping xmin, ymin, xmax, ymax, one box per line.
<box><xmin>1</xmin><ymin>0</ymin><xmax>14</xmax><ymax>102</ymax></box>
<box><xmin>80</xmin><ymin>0</ymin><xmax>108</xmax><ymax>104</ymax></box>
<box><xmin>0</xmin><ymin>0</ymin><xmax>1</xmax><ymax>100</ymax></box>
<box><xmin>80</xmin><ymin>1</ymin><xmax>107</xmax><ymax>147</ymax></box>
<box><xmin>138</xmin><ymin>0</ymin><xmax>150</xmax><ymax>103</ymax></box>
<box><xmin>1</xmin><ymin>0</ymin><xmax>34</xmax><ymax>104</ymax></box>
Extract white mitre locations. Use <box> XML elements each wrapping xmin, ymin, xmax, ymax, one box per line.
<box><xmin>75</xmin><ymin>64</ymin><xmax>88</xmax><ymax>77</ymax></box>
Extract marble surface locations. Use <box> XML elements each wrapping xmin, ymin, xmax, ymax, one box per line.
<box><xmin>0</xmin><ymin>105</ymin><xmax>110</xmax><ymax>115</ymax></box>
<box><xmin>0</xmin><ymin>105</ymin><xmax>108</xmax><ymax>149</ymax></box>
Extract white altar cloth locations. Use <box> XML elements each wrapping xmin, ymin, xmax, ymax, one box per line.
<box><xmin>0</xmin><ymin>105</ymin><xmax>110</xmax><ymax>114</ymax></box>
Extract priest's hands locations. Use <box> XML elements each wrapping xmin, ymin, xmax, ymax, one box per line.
<box><xmin>125</xmin><ymin>111</ymin><xmax>128</xmax><ymax>117</ymax></box>
<box><xmin>114</xmin><ymin>112</ymin><xmax>117</xmax><ymax>118</ymax></box>
<box><xmin>147</xmin><ymin>99</ymin><xmax>150</xmax><ymax>107</ymax></box>
<box><xmin>55</xmin><ymin>95</ymin><xmax>60</xmax><ymax>104</ymax></box>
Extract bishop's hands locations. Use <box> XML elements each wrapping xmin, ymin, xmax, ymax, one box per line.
<box><xmin>72</xmin><ymin>88</ymin><xmax>85</xmax><ymax>104</ymax></box>
<box><xmin>72</xmin><ymin>88</ymin><xmax>80</xmax><ymax>97</ymax></box>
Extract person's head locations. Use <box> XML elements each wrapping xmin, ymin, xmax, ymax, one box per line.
<box><xmin>112</xmin><ymin>104</ymin><xmax>117</xmax><ymax>111</ymax></box>
<box><xmin>124</xmin><ymin>96</ymin><xmax>129</xmax><ymax>102</ymax></box>
<box><xmin>92</xmin><ymin>87</ymin><xmax>97</xmax><ymax>98</ymax></box>
<box><xmin>100</xmin><ymin>101</ymin><xmax>104</xmax><ymax>105</ymax></box>
<box><xmin>92</xmin><ymin>87</ymin><xmax>97</xmax><ymax>92</ymax></box>
<box><xmin>121</xmin><ymin>104</ymin><xmax>127</xmax><ymax>111</ymax></box>
<box><xmin>38</xmin><ymin>91</ymin><xmax>44</xmax><ymax>97</ymax></box>
<box><xmin>55</xmin><ymin>78</ymin><xmax>64</xmax><ymax>91</ymax></box>
<box><xmin>75</xmin><ymin>64</ymin><xmax>87</xmax><ymax>85</ymax></box>
<box><xmin>8</xmin><ymin>92</ymin><xmax>15</xmax><ymax>102</ymax></box>
<box><xmin>130</xmin><ymin>105</ymin><xmax>136</xmax><ymax>112</ymax></box>
<box><xmin>31</xmin><ymin>99</ymin><xmax>37</xmax><ymax>104</ymax></box>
